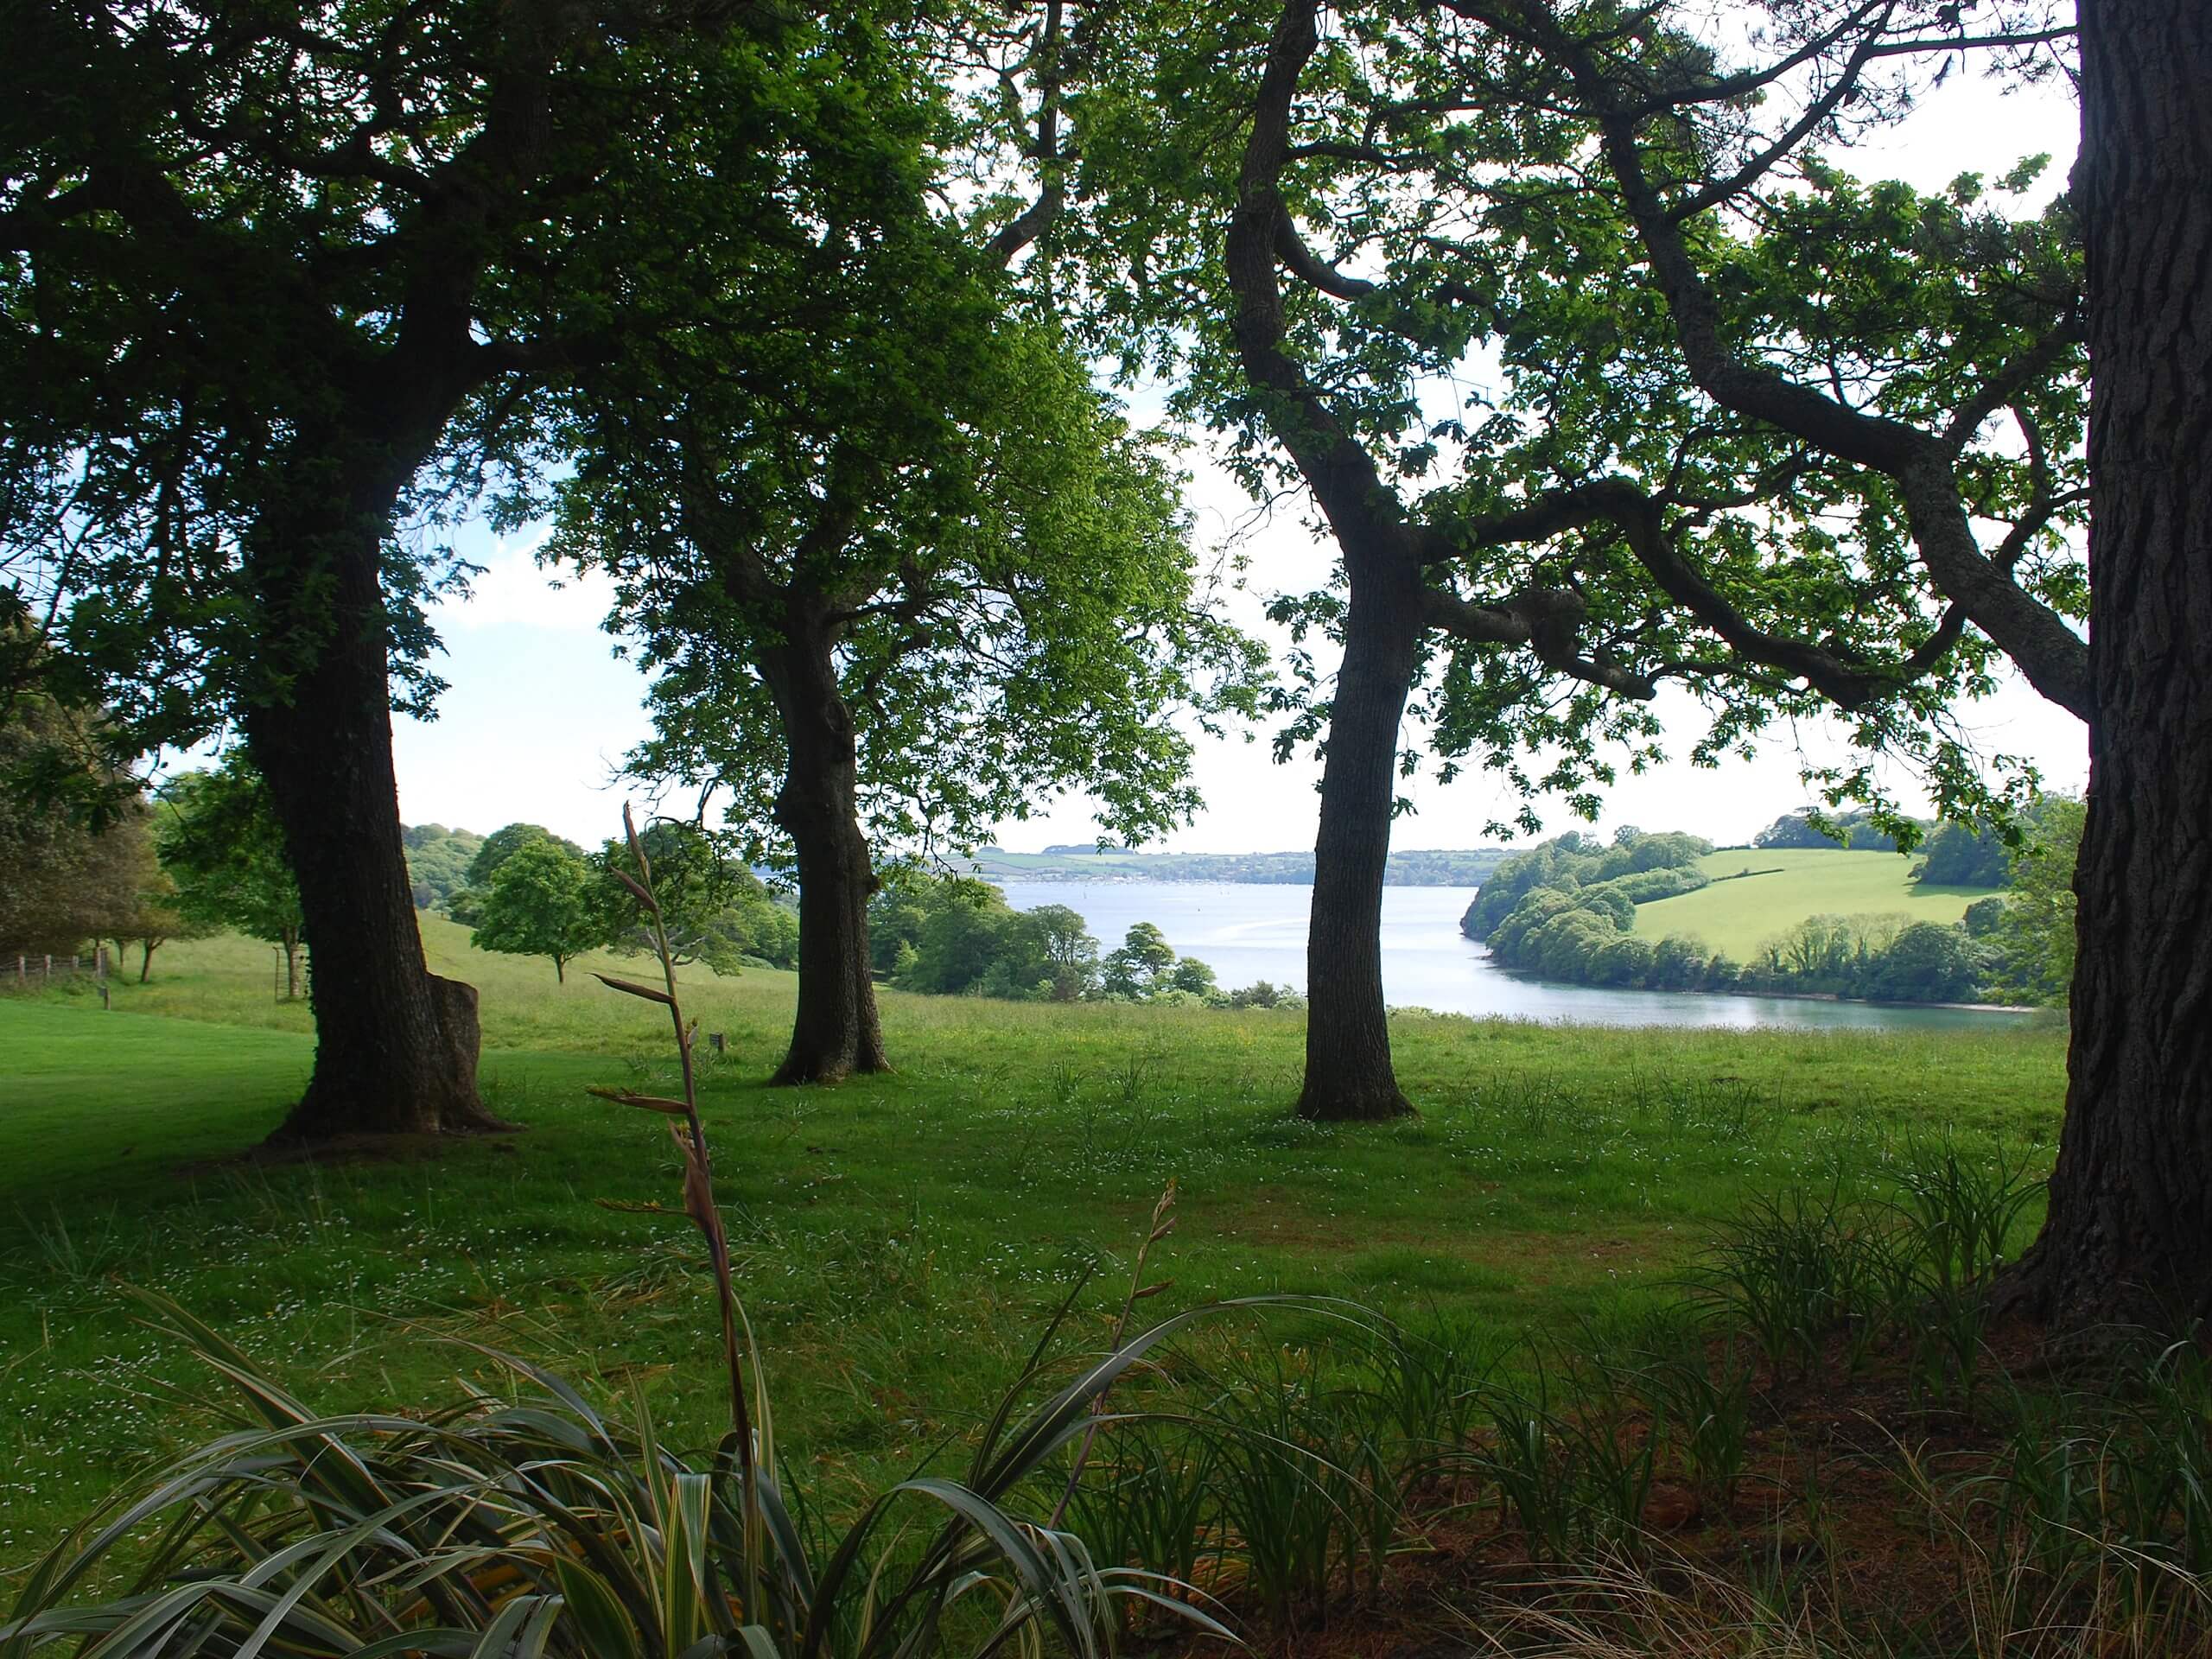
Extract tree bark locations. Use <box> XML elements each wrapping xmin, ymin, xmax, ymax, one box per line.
<box><xmin>249</xmin><ymin>502</ymin><xmax>501</xmax><ymax>1142</ymax></box>
<box><xmin>2010</xmin><ymin>0</ymin><xmax>2212</xmax><ymax>1328</ymax></box>
<box><xmin>764</xmin><ymin>621</ymin><xmax>888</xmax><ymax>1085</ymax></box>
<box><xmin>1300</xmin><ymin>564</ymin><xmax>1424</xmax><ymax>1121</ymax></box>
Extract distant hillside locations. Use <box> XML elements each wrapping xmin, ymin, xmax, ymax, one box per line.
<box><xmin>401</xmin><ymin>823</ymin><xmax>485</xmax><ymax>911</ymax></box>
<box><xmin>965</xmin><ymin>846</ymin><xmax>1509</xmax><ymax>887</ymax></box>
<box><xmin>1631</xmin><ymin>849</ymin><xmax>2000</xmax><ymax>958</ymax></box>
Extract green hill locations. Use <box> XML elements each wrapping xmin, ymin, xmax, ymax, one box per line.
<box><xmin>1630</xmin><ymin>849</ymin><xmax>2000</xmax><ymax>958</ymax></box>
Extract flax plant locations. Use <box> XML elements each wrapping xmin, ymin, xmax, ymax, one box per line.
<box><xmin>0</xmin><ymin>810</ymin><xmax>1239</xmax><ymax>1659</ymax></box>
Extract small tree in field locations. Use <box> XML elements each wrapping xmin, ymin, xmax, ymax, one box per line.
<box><xmin>117</xmin><ymin>870</ymin><xmax>213</xmax><ymax>982</ymax></box>
<box><xmin>1101</xmin><ymin>922</ymin><xmax>1180</xmax><ymax>999</ymax></box>
<box><xmin>156</xmin><ymin>758</ymin><xmax>307</xmax><ymax>998</ymax></box>
<box><xmin>469</xmin><ymin>840</ymin><xmax>604</xmax><ymax>983</ymax></box>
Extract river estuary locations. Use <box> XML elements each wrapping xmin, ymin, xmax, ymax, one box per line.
<box><xmin>997</xmin><ymin>880</ymin><xmax>2039</xmax><ymax>1033</ymax></box>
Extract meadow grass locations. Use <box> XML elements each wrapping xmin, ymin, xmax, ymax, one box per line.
<box><xmin>1631</xmin><ymin>847</ymin><xmax>2001</xmax><ymax>957</ymax></box>
<box><xmin>0</xmin><ymin>919</ymin><xmax>2066</xmax><ymax>1584</ymax></box>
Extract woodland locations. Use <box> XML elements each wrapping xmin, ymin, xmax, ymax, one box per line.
<box><xmin>3</xmin><ymin>0</ymin><xmax>2209</xmax><ymax>1652</ymax></box>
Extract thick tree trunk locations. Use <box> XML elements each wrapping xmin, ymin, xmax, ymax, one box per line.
<box><xmin>2011</xmin><ymin>0</ymin><xmax>2212</xmax><ymax>1328</ymax></box>
<box><xmin>1300</xmin><ymin>563</ymin><xmax>1424</xmax><ymax>1122</ymax></box>
<box><xmin>248</xmin><ymin>503</ymin><xmax>500</xmax><ymax>1143</ymax></box>
<box><xmin>766</xmin><ymin>626</ymin><xmax>887</xmax><ymax>1085</ymax></box>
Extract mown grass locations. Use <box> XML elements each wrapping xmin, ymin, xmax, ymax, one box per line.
<box><xmin>0</xmin><ymin>918</ymin><xmax>2066</xmax><ymax>1585</ymax></box>
<box><xmin>1632</xmin><ymin>847</ymin><xmax>2002</xmax><ymax>958</ymax></box>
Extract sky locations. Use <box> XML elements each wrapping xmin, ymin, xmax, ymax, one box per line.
<box><xmin>389</xmin><ymin>58</ymin><xmax>2088</xmax><ymax>856</ymax></box>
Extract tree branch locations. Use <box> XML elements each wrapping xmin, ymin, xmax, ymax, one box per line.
<box><xmin>1274</xmin><ymin>217</ymin><xmax>1380</xmax><ymax>299</ymax></box>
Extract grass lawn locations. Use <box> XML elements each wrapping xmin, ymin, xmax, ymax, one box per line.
<box><xmin>1630</xmin><ymin>847</ymin><xmax>2002</xmax><ymax>958</ymax></box>
<box><xmin>0</xmin><ymin>919</ymin><xmax>2067</xmax><ymax>1584</ymax></box>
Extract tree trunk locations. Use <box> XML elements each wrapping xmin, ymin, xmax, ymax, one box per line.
<box><xmin>765</xmin><ymin>624</ymin><xmax>887</xmax><ymax>1085</ymax></box>
<box><xmin>2011</xmin><ymin>0</ymin><xmax>2212</xmax><ymax>1328</ymax></box>
<box><xmin>1299</xmin><ymin>561</ymin><xmax>1425</xmax><ymax>1122</ymax></box>
<box><xmin>137</xmin><ymin>938</ymin><xmax>158</xmax><ymax>982</ymax></box>
<box><xmin>248</xmin><ymin>501</ymin><xmax>501</xmax><ymax>1142</ymax></box>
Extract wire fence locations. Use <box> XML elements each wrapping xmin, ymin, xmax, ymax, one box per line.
<box><xmin>10</xmin><ymin>947</ymin><xmax>117</xmax><ymax>1006</ymax></box>
<box><xmin>7</xmin><ymin>944</ymin><xmax>310</xmax><ymax>1003</ymax></box>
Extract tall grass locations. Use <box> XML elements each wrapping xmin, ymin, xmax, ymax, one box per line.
<box><xmin>0</xmin><ymin>814</ymin><xmax>1245</xmax><ymax>1659</ymax></box>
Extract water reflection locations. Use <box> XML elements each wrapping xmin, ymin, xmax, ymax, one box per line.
<box><xmin>998</xmin><ymin>880</ymin><xmax>2037</xmax><ymax>1033</ymax></box>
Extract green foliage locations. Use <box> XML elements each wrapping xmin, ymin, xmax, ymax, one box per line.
<box><xmin>0</xmin><ymin>0</ymin><xmax>791</xmax><ymax>763</ymax></box>
<box><xmin>1992</xmin><ymin>796</ymin><xmax>2087</xmax><ymax>1006</ymax></box>
<box><xmin>1166</xmin><ymin>956</ymin><xmax>1218</xmax><ymax>998</ymax></box>
<box><xmin>0</xmin><ymin>679</ymin><xmax>156</xmax><ymax>957</ymax></box>
<box><xmin>1471</xmin><ymin>832</ymin><xmax>2007</xmax><ymax>1002</ymax></box>
<box><xmin>1913</xmin><ymin>819</ymin><xmax>2014</xmax><ymax>887</ymax></box>
<box><xmin>1755</xmin><ymin>809</ymin><xmax>1919</xmax><ymax>854</ymax></box>
<box><xmin>467</xmin><ymin>824</ymin><xmax>586</xmax><ymax>894</ymax></box>
<box><xmin>1963</xmin><ymin>896</ymin><xmax>2011</xmax><ymax>937</ymax></box>
<box><xmin>152</xmin><ymin>756</ymin><xmax>304</xmax><ymax>989</ymax></box>
<box><xmin>113</xmin><ymin>871</ymin><xmax>216</xmax><ymax>982</ymax></box>
<box><xmin>1694</xmin><ymin>1144</ymin><xmax>2044</xmax><ymax>1404</ymax></box>
<box><xmin>522</xmin><ymin>10</ymin><xmax>1263</xmax><ymax>874</ymax></box>
<box><xmin>1064</xmin><ymin>3</ymin><xmax>2084</xmax><ymax>837</ymax></box>
<box><xmin>870</xmin><ymin>873</ymin><xmax>1243</xmax><ymax>1007</ymax></box>
<box><xmin>1100</xmin><ymin>922</ymin><xmax>1177</xmax><ymax>999</ymax></box>
<box><xmin>0</xmin><ymin>1276</ymin><xmax>1239</xmax><ymax>1659</ymax></box>
<box><xmin>583</xmin><ymin>822</ymin><xmax>798</xmax><ymax>976</ymax></box>
<box><xmin>1460</xmin><ymin>830</ymin><xmax>1713</xmax><ymax>941</ymax></box>
<box><xmin>1866</xmin><ymin>920</ymin><xmax>1986</xmax><ymax>1003</ymax></box>
<box><xmin>470</xmin><ymin>839</ymin><xmax>605</xmax><ymax>982</ymax></box>
<box><xmin>873</xmin><ymin>874</ymin><xmax>1096</xmax><ymax>1001</ymax></box>
<box><xmin>399</xmin><ymin>823</ymin><xmax>485</xmax><ymax>912</ymax></box>
<box><xmin>450</xmin><ymin>824</ymin><xmax>586</xmax><ymax>923</ymax></box>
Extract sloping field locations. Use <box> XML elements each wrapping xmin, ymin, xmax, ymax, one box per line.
<box><xmin>1630</xmin><ymin>848</ymin><xmax>2000</xmax><ymax>958</ymax></box>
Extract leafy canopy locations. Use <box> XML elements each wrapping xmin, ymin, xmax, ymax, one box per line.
<box><xmin>154</xmin><ymin>756</ymin><xmax>304</xmax><ymax>950</ymax></box>
<box><xmin>518</xmin><ymin>8</ymin><xmax>1266</xmax><ymax>864</ymax></box>
<box><xmin>0</xmin><ymin>0</ymin><xmax>792</xmax><ymax>780</ymax></box>
<box><xmin>1065</xmin><ymin>0</ymin><xmax>2085</xmax><ymax>837</ymax></box>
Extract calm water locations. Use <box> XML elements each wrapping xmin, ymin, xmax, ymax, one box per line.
<box><xmin>998</xmin><ymin>880</ymin><xmax>2038</xmax><ymax>1033</ymax></box>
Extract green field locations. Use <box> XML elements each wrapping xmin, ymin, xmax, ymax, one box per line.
<box><xmin>1630</xmin><ymin>847</ymin><xmax>2001</xmax><ymax>958</ymax></box>
<box><xmin>0</xmin><ymin>920</ymin><xmax>2066</xmax><ymax>1585</ymax></box>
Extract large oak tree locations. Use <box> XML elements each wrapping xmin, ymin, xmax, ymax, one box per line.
<box><xmin>2019</xmin><ymin>0</ymin><xmax>2211</xmax><ymax>1327</ymax></box>
<box><xmin>0</xmin><ymin>0</ymin><xmax>780</xmax><ymax>1141</ymax></box>
<box><xmin>532</xmin><ymin>7</ymin><xmax>1263</xmax><ymax>1083</ymax></box>
<box><xmin>1078</xmin><ymin>0</ymin><xmax>2085</xmax><ymax>1120</ymax></box>
<box><xmin>1090</xmin><ymin>0</ymin><xmax>2212</xmax><ymax>1328</ymax></box>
